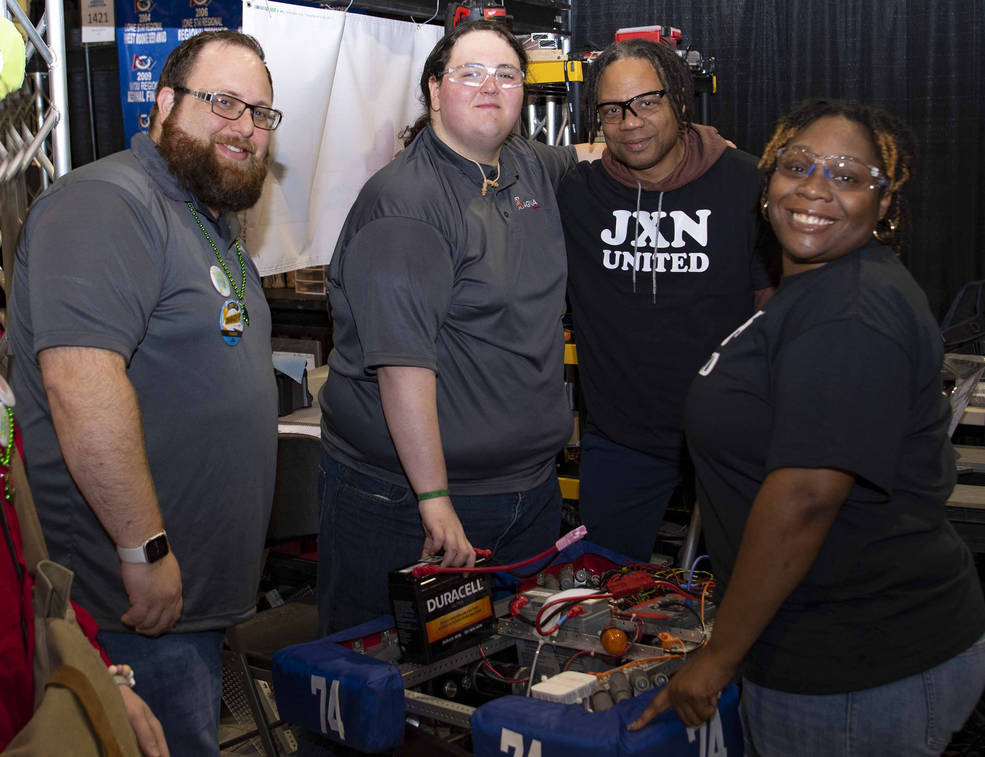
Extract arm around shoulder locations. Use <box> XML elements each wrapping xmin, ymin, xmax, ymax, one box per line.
<box><xmin>574</xmin><ymin>142</ymin><xmax>603</xmax><ymax>162</ymax></box>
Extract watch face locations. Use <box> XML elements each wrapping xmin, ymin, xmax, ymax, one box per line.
<box><xmin>144</xmin><ymin>534</ymin><xmax>170</xmax><ymax>563</ymax></box>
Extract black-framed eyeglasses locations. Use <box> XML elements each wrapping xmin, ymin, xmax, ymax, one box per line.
<box><xmin>775</xmin><ymin>146</ymin><xmax>889</xmax><ymax>192</ymax></box>
<box><xmin>595</xmin><ymin>90</ymin><xmax>667</xmax><ymax>124</ymax></box>
<box><xmin>172</xmin><ymin>86</ymin><xmax>283</xmax><ymax>130</ymax></box>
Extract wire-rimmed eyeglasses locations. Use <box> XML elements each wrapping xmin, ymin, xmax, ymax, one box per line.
<box><xmin>596</xmin><ymin>90</ymin><xmax>668</xmax><ymax>124</ymax></box>
<box><xmin>442</xmin><ymin>63</ymin><xmax>525</xmax><ymax>89</ymax></box>
<box><xmin>173</xmin><ymin>86</ymin><xmax>283</xmax><ymax>130</ymax></box>
<box><xmin>775</xmin><ymin>146</ymin><xmax>889</xmax><ymax>192</ymax></box>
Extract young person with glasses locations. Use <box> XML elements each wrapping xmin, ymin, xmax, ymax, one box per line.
<box><xmin>315</xmin><ymin>20</ymin><xmax>599</xmax><ymax>633</ymax></box>
<box><xmin>631</xmin><ymin>100</ymin><xmax>985</xmax><ymax>756</ymax></box>
<box><xmin>556</xmin><ymin>39</ymin><xmax>777</xmax><ymax>563</ymax></box>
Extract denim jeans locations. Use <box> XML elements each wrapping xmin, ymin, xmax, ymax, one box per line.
<box><xmin>578</xmin><ymin>433</ymin><xmax>683</xmax><ymax>561</ymax></box>
<box><xmin>739</xmin><ymin>631</ymin><xmax>985</xmax><ymax>756</ymax></box>
<box><xmin>97</xmin><ymin>629</ymin><xmax>224</xmax><ymax>757</ymax></box>
<box><xmin>316</xmin><ymin>451</ymin><xmax>562</xmax><ymax>634</ymax></box>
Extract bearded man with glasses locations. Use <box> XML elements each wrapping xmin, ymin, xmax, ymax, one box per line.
<box><xmin>8</xmin><ymin>30</ymin><xmax>283</xmax><ymax>755</ymax></box>
<box><xmin>556</xmin><ymin>39</ymin><xmax>779</xmax><ymax>562</ymax></box>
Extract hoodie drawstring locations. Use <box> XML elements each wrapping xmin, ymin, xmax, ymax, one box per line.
<box><xmin>632</xmin><ymin>181</ymin><xmax>663</xmax><ymax>304</ymax></box>
<box><xmin>632</xmin><ymin>182</ymin><xmax>642</xmax><ymax>294</ymax></box>
<box><xmin>652</xmin><ymin>190</ymin><xmax>663</xmax><ymax>305</ymax></box>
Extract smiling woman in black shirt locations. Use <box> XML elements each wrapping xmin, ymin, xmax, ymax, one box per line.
<box><xmin>631</xmin><ymin>99</ymin><xmax>985</xmax><ymax>756</ymax></box>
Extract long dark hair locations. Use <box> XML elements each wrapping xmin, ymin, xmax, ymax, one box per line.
<box><xmin>401</xmin><ymin>20</ymin><xmax>528</xmax><ymax>146</ymax></box>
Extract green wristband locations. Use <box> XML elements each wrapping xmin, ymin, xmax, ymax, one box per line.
<box><xmin>417</xmin><ymin>488</ymin><xmax>450</xmax><ymax>502</ymax></box>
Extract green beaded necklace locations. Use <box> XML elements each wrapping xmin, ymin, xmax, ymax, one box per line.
<box><xmin>186</xmin><ymin>202</ymin><xmax>250</xmax><ymax>326</ymax></box>
<box><xmin>0</xmin><ymin>407</ymin><xmax>13</xmax><ymax>501</ymax></box>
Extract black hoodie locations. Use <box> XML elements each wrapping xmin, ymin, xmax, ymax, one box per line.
<box><xmin>558</xmin><ymin>125</ymin><xmax>776</xmax><ymax>459</ymax></box>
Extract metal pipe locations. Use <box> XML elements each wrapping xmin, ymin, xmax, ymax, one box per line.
<box><xmin>84</xmin><ymin>43</ymin><xmax>97</xmax><ymax>161</ymax></box>
<box><xmin>24</xmin><ymin>13</ymin><xmax>47</xmax><ymax>65</ymax></box>
<box><xmin>525</xmin><ymin>102</ymin><xmax>538</xmax><ymax>140</ymax></box>
<box><xmin>557</xmin><ymin>111</ymin><xmax>570</xmax><ymax>146</ymax></box>
<box><xmin>32</xmin><ymin>71</ymin><xmax>51</xmax><ymax>190</ymax></box>
<box><xmin>19</xmin><ymin>107</ymin><xmax>59</xmax><ymax>177</ymax></box>
<box><xmin>678</xmin><ymin>504</ymin><xmax>702</xmax><ymax>574</ymax></box>
<box><xmin>8</xmin><ymin>1</ymin><xmax>52</xmax><ymax>66</ymax></box>
<box><xmin>3</xmin><ymin>123</ymin><xmax>24</xmax><ymax>182</ymax></box>
<box><xmin>544</xmin><ymin>98</ymin><xmax>557</xmax><ymax>146</ymax></box>
<box><xmin>44</xmin><ymin>0</ymin><xmax>71</xmax><ymax>176</ymax></box>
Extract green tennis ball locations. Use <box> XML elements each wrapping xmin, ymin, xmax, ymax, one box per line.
<box><xmin>0</xmin><ymin>18</ymin><xmax>26</xmax><ymax>98</ymax></box>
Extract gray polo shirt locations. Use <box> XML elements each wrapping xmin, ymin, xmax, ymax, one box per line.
<box><xmin>321</xmin><ymin>127</ymin><xmax>576</xmax><ymax>495</ymax></box>
<box><xmin>9</xmin><ymin>133</ymin><xmax>277</xmax><ymax>632</ymax></box>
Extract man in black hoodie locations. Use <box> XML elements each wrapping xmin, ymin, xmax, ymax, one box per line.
<box><xmin>559</xmin><ymin>39</ymin><xmax>776</xmax><ymax>561</ymax></box>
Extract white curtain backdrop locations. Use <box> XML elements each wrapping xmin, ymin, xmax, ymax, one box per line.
<box><xmin>242</xmin><ymin>1</ymin><xmax>443</xmax><ymax>274</ymax></box>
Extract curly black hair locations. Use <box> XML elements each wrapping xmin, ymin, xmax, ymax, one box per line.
<box><xmin>759</xmin><ymin>99</ymin><xmax>916</xmax><ymax>253</ymax></box>
<box><xmin>582</xmin><ymin>38</ymin><xmax>692</xmax><ymax>145</ymax></box>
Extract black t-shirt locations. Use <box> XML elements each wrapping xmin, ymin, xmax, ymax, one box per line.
<box><xmin>686</xmin><ymin>242</ymin><xmax>985</xmax><ymax>693</ymax></box>
<box><xmin>559</xmin><ymin>149</ymin><xmax>774</xmax><ymax>459</ymax></box>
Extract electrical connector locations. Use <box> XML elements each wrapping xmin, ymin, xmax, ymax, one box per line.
<box><xmin>530</xmin><ymin>671</ymin><xmax>598</xmax><ymax>704</ymax></box>
<box><xmin>555</xmin><ymin>525</ymin><xmax>588</xmax><ymax>551</ymax></box>
<box><xmin>509</xmin><ymin>595</ymin><xmax>529</xmax><ymax>616</ymax></box>
<box><xmin>607</xmin><ymin>571</ymin><xmax>654</xmax><ymax>598</ymax></box>
<box><xmin>657</xmin><ymin>632</ymin><xmax>686</xmax><ymax>652</ymax></box>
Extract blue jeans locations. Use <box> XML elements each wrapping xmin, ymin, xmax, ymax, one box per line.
<box><xmin>577</xmin><ymin>433</ymin><xmax>682</xmax><ymax>561</ymax></box>
<box><xmin>316</xmin><ymin>451</ymin><xmax>562</xmax><ymax>634</ymax></box>
<box><xmin>739</xmin><ymin>632</ymin><xmax>985</xmax><ymax>756</ymax></box>
<box><xmin>97</xmin><ymin>629</ymin><xmax>224</xmax><ymax>757</ymax></box>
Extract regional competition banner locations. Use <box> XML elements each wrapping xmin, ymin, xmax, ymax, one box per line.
<box><xmin>116</xmin><ymin>0</ymin><xmax>241</xmax><ymax>145</ymax></box>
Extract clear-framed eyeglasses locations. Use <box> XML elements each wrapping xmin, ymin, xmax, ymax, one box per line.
<box><xmin>442</xmin><ymin>63</ymin><xmax>525</xmax><ymax>89</ymax></box>
<box><xmin>173</xmin><ymin>86</ymin><xmax>283</xmax><ymax>130</ymax></box>
<box><xmin>775</xmin><ymin>146</ymin><xmax>889</xmax><ymax>192</ymax></box>
<box><xmin>596</xmin><ymin>90</ymin><xmax>668</xmax><ymax>124</ymax></box>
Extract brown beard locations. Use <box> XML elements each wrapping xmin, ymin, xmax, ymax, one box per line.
<box><xmin>157</xmin><ymin>114</ymin><xmax>270</xmax><ymax>214</ymax></box>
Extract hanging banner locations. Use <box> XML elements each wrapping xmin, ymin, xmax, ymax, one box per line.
<box><xmin>242</xmin><ymin>1</ymin><xmax>443</xmax><ymax>274</ymax></box>
<box><xmin>115</xmin><ymin>0</ymin><xmax>242</xmax><ymax>146</ymax></box>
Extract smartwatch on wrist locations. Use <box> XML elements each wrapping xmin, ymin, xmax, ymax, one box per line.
<box><xmin>117</xmin><ymin>530</ymin><xmax>170</xmax><ymax>564</ymax></box>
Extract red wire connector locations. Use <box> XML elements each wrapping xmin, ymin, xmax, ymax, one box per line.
<box><xmin>509</xmin><ymin>595</ymin><xmax>529</xmax><ymax>616</ymax></box>
<box><xmin>410</xmin><ymin>526</ymin><xmax>590</xmax><ymax>578</ymax></box>
<box><xmin>607</xmin><ymin>571</ymin><xmax>656</xmax><ymax>598</ymax></box>
<box><xmin>411</xmin><ymin>547</ymin><xmax>492</xmax><ymax>577</ymax></box>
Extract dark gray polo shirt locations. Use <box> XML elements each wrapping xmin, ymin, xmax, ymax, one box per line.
<box><xmin>9</xmin><ymin>133</ymin><xmax>277</xmax><ymax>632</ymax></box>
<box><xmin>321</xmin><ymin>127</ymin><xmax>576</xmax><ymax>494</ymax></box>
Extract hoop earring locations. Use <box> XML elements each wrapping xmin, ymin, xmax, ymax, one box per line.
<box><xmin>760</xmin><ymin>198</ymin><xmax>769</xmax><ymax>222</ymax></box>
<box><xmin>873</xmin><ymin>216</ymin><xmax>898</xmax><ymax>245</ymax></box>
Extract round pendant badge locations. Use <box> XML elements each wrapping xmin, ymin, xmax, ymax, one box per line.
<box><xmin>0</xmin><ymin>374</ymin><xmax>15</xmax><ymax>409</ymax></box>
<box><xmin>209</xmin><ymin>265</ymin><xmax>231</xmax><ymax>297</ymax></box>
<box><xmin>220</xmin><ymin>299</ymin><xmax>244</xmax><ymax>345</ymax></box>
